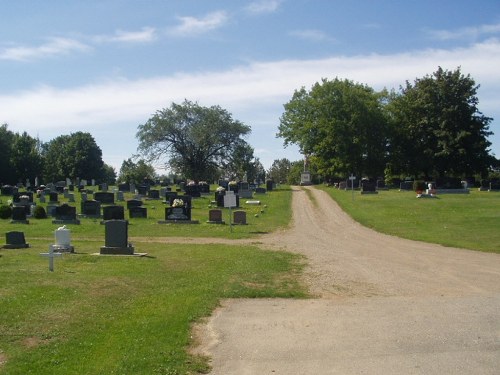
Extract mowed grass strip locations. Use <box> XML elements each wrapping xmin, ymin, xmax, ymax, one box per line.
<box><xmin>318</xmin><ymin>186</ymin><xmax>500</xmax><ymax>254</ymax></box>
<box><xmin>0</xmin><ymin>240</ymin><xmax>306</xmax><ymax>374</ymax></box>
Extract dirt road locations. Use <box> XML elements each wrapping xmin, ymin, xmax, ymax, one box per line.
<box><xmin>192</xmin><ymin>186</ymin><xmax>500</xmax><ymax>374</ymax></box>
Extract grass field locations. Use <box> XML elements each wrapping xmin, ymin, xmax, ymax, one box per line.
<box><xmin>318</xmin><ymin>186</ymin><xmax>500</xmax><ymax>254</ymax></box>
<box><xmin>0</xmin><ymin>186</ymin><xmax>306</xmax><ymax>375</ymax></box>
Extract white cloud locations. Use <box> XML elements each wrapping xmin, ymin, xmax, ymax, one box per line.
<box><xmin>289</xmin><ymin>29</ymin><xmax>336</xmax><ymax>42</ymax></box>
<box><xmin>0</xmin><ymin>37</ymin><xmax>90</xmax><ymax>62</ymax></box>
<box><xmin>1</xmin><ymin>40</ymin><xmax>499</xmax><ymax>167</ymax></box>
<box><xmin>428</xmin><ymin>23</ymin><xmax>500</xmax><ymax>41</ymax></box>
<box><xmin>169</xmin><ymin>11</ymin><xmax>228</xmax><ymax>37</ymax></box>
<box><xmin>94</xmin><ymin>27</ymin><xmax>157</xmax><ymax>43</ymax></box>
<box><xmin>245</xmin><ymin>0</ymin><xmax>282</xmax><ymax>15</ymax></box>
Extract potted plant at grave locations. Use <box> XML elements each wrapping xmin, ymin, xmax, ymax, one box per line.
<box><xmin>228</xmin><ymin>180</ymin><xmax>238</xmax><ymax>193</ymax></box>
<box><xmin>166</xmin><ymin>198</ymin><xmax>191</xmax><ymax>220</ymax></box>
<box><xmin>171</xmin><ymin>198</ymin><xmax>185</xmax><ymax>208</ymax></box>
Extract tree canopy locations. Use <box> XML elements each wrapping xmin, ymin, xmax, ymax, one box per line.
<box><xmin>278</xmin><ymin>68</ymin><xmax>494</xmax><ymax>180</ymax></box>
<box><xmin>136</xmin><ymin>100</ymin><xmax>251</xmax><ymax>181</ymax></box>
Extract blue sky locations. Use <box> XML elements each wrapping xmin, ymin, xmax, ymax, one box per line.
<box><xmin>1</xmin><ymin>0</ymin><xmax>500</xmax><ymax>174</ymax></box>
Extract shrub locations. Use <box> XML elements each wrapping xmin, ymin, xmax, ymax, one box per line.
<box><xmin>0</xmin><ymin>205</ymin><xmax>12</xmax><ymax>219</ymax></box>
<box><xmin>33</xmin><ymin>205</ymin><xmax>47</xmax><ymax>219</ymax></box>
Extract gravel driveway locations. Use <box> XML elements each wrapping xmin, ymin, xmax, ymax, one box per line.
<box><xmin>191</xmin><ymin>186</ymin><xmax>500</xmax><ymax>374</ymax></box>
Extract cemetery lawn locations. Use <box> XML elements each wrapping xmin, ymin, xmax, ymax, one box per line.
<box><xmin>0</xmin><ymin>240</ymin><xmax>306</xmax><ymax>374</ymax></box>
<box><xmin>0</xmin><ymin>186</ymin><xmax>304</xmax><ymax>373</ymax></box>
<box><xmin>319</xmin><ymin>186</ymin><xmax>500</xmax><ymax>254</ymax></box>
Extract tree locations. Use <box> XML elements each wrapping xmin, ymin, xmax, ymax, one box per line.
<box><xmin>0</xmin><ymin>124</ymin><xmax>16</xmax><ymax>184</ymax></box>
<box><xmin>224</xmin><ymin>142</ymin><xmax>256</xmax><ymax>181</ymax></box>
<box><xmin>43</xmin><ymin>132</ymin><xmax>104</xmax><ymax>182</ymax></box>
<box><xmin>101</xmin><ymin>163</ymin><xmax>117</xmax><ymax>185</ymax></box>
<box><xmin>136</xmin><ymin>100</ymin><xmax>251</xmax><ymax>181</ymax></box>
<box><xmin>387</xmin><ymin>67</ymin><xmax>493</xmax><ymax>178</ymax></box>
<box><xmin>267</xmin><ymin>158</ymin><xmax>292</xmax><ymax>183</ymax></box>
<box><xmin>278</xmin><ymin>78</ymin><xmax>388</xmax><ymax>178</ymax></box>
<box><xmin>118</xmin><ymin>158</ymin><xmax>156</xmax><ymax>184</ymax></box>
<box><xmin>10</xmin><ymin>132</ymin><xmax>43</xmax><ymax>183</ymax></box>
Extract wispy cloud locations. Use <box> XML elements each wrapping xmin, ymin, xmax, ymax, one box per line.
<box><xmin>94</xmin><ymin>27</ymin><xmax>157</xmax><ymax>43</ymax></box>
<box><xmin>244</xmin><ymin>0</ymin><xmax>282</xmax><ymax>15</ymax></box>
<box><xmin>1</xmin><ymin>40</ymin><xmax>499</xmax><ymax>166</ymax></box>
<box><xmin>0</xmin><ymin>37</ymin><xmax>90</xmax><ymax>62</ymax></box>
<box><xmin>427</xmin><ymin>23</ymin><xmax>500</xmax><ymax>41</ymax></box>
<box><xmin>289</xmin><ymin>29</ymin><xmax>336</xmax><ymax>43</ymax></box>
<box><xmin>169</xmin><ymin>11</ymin><xmax>228</xmax><ymax>37</ymax></box>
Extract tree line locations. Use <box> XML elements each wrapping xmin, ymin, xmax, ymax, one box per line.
<box><xmin>277</xmin><ymin>67</ymin><xmax>497</xmax><ymax>183</ymax></box>
<box><xmin>0</xmin><ymin>127</ymin><xmax>116</xmax><ymax>186</ymax></box>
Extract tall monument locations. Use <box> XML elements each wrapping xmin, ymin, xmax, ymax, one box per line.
<box><xmin>300</xmin><ymin>155</ymin><xmax>312</xmax><ymax>186</ymax></box>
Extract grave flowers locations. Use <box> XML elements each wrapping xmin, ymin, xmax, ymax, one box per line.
<box><xmin>172</xmin><ymin>198</ymin><xmax>185</xmax><ymax>207</ymax></box>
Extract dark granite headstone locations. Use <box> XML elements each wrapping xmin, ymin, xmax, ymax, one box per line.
<box><xmin>100</xmin><ymin>220</ymin><xmax>134</xmax><ymax>255</ymax></box>
<box><xmin>233</xmin><ymin>211</ymin><xmax>247</xmax><ymax>225</ymax></box>
<box><xmin>94</xmin><ymin>192</ymin><xmax>114</xmax><ymax>204</ymax></box>
<box><xmin>49</xmin><ymin>192</ymin><xmax>59</xmax><ymax>203</ymax></box>
<box><xmin>148</xmin><ymin>189</ymin><xmax>160</xmax><ymax>199</ymax></box>
<box><xmin>207</xmin><ymin>209</ymin><xmax>225</xmax><ymax>224</ymax></box>
<box><xmin>126</xmin><ymin>199</ymin><xmax>143</xmax><ymax>209</ymax></box>
<box><xmin>53</xmin><ymin>204</ymin><xmax>80</xmax><ymax>224</ymax></box>
<box><xmin>4</xmin><ymin>231</ymin><xmax>29</xmax><ymax>248</ymax></box>
<box><xmin>129</xmin><ymin>206</ymin><xmax>147</xmax><ymax>219</ymax></box>
<box><xmin>102</xmin><ymin>205</ymin><xmax>125</xmax><ymax>221</ymax></box>
<box><xmin>81</xmin><ymin>200</ymin><xmax>101</xmax><ymax>217</ymax></box>
<box><xmin>11</xmin><ymin>206</ymin><xmax>28</xmax><ymax>223</ymax></box>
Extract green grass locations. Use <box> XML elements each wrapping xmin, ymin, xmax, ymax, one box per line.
<box><xmin>318</xmin><ymin>186</ymin><xmax>500</xmax><ymax>254</ymax></box>
<box><xmin>0</xmin><ymin>186</ymin><xmax>302</xmax><ymax>374</ymax></box>
<box><xmin>0</xmin><ymin>240</ymin><xmax>306</xmax><ymax>374</ymax></box>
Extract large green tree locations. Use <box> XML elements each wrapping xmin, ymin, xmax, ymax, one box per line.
<box><xmin>10</xmin><ymin>132</ymin><xmax>43</xmax><ymax>183</ymax></box>
<box><xmin>387</xmin><ymin>67</ymin><xmax>493</xmax><ymax>178</ymax></box>
<box><xmin>0</xmin><ymin>124</ymin><xmax>16</xmax><ymax>184</ymax></box>
<box><xmin>43</xmin><ymin>132</ymin><xmax>104</xmax><ymax>182</ymax></box>
<box><xmin>136</xmin><ymin>100</ymin><xmax>251</xmax><ymax>181</ymax></box>
<box><xmin>278</xmin><ymin>78</ymin><xmax>388</xmax><ymax>178</ymax></box>
<box><xmin>267</xmin><ymin>158</ymin><xmax>292</xmax><ymax>184</ymax></box>
<box><xmin>118</xmin><ymin>158</ymin><xmax>156</xmax><ymax>184</ymax></box>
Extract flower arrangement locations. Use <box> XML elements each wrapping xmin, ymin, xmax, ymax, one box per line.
<box><xmin>216</xmin><ymin>186</ymin><xmax>225</xmax><ymax>192</ymax></box>
<box><xmin>187</xmin><ymin>180</ymin><xmax>196</xmax><ymax>186</ymax></box>
<box><xmin>19</xmin><ymin>195</ymin><xmax>30</xmax><ymax>200</ymax></box>
<box><xmin>228</xmin><ymin>180</ymin><xmax>237</xmax><ymax>186</ymax></box>
<box><xmin>198</xmin><ymin>181</ymin><xmax>208</xmax><ymax>185</ymax></box>
<box><xmin>172</xmin><ymin>198</ymin><xmax>185</xmax><ymax>207</ymax></box>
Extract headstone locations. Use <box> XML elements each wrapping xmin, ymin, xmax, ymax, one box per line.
<box><xmin>94</xmin><ymin>192</ymin><xmax>114</xmax><ymax>204</ymax></box>
<box><xmin>238</xmin><ymin>182</ymin><xmax>253</xmax><ymax>198</ymax></box>
<box><xmin>53</xmin><ymin>225</ymin><xmax>74</xmax><ymax>252</ymax></box>
<box><xmin>3</xmin><ymin>231</ymin><xmax>29</xmax><ymax>249</ymax></box>
<box><xmin>1</xmin><ymin>185</ymin><xmax>14</xmax><ymax>196</ymax></box>
<box><xmin>11</xmin><ymin>206</ymin><xmax>29</xmax><ymax>224</ymax></box>
<box><xmin>199</xmin><ymin>183</ymin><xmax>210</xmax><ymax>194</ymax></box>
<box><xmin>148</xmin><ymin>189</ymin><xmax>160</xmax><ymax>199</ymax></box>
<box><xmin>255</xmin><ymin>187</ymin><xmax>266</xmax><ymax>194</ymax></box>
<box><xmin>376</xmin><ymin>179</ymin><xmax>388</xmax><ymax>190</ymax></box>
<box><xmin>207</xmin><ymin>209</ymin><xmax>225</xmax><ymax>224</ymax></box>
<box><xmin>136</xmin><ymin>185</ymin><xmax>148</xmax><ymax>196</ymax></box>
<box><xmin>49</xmin><ymin>192</ymin><xmax>59</xmax><ymax>203</ymax></box>
<box><xmin>116</xmin><ymin>191</ymin><xmax>124</xmax><ymax>201</ymax></box>
<box><xmin>81</xmin><ymin>200</ymin><xmax>101</xmax><ymax>217</ymax></box>
<box><xmin>102</xmin><ymin>205</ymin><xmax>125</xmax><ymax>221</ymax></box>
<box><xmin>361</xmin><ymin>179</ymin><xmax>378</xmax><ymax>194</ymax></box>
<box><xmin>266</xmin><ymin>180</ymin><xmax>274</xmax><ymax>191</ymax></box>
<box><xmin>399</xmin><ymin>181</ymin><xmax>414</xmax><ymax>191</ymax></box>
<box><xmin>338</xmin><ymin>181</ymin><xmax>347</xmax><ymax>190</ymax></box>
<box><xmin>53</xmin><ymin>204</ymin><xmax>80</xmax><ymax>224</ymax></box>
<box><xmin>129</xmin><ymin>206</ymin><xmax>147</xmax><ymax>219</ymax></box>
<box><xmin>118</xmin><ymin>183</ymin><xmax>130</xmax><ymax>192</ymax></box>
<box><xmin>184</xmin><ymin>184</ymin><xmax>201</xmax><ymax>197</ymax></box>
<box><xmin>126</xmin><ymin>199</ymin><xmax>143</xmax><ymax>209</ymax></box>
<box><xmin>81</xmin><ymin>192</ymin><xmax>88</xmax><ymax>202</ymax></box>
<box><xmin>100</xmin><ymin>220</ymin><xmax>135</xmax><ymax>255</ymax></box>
<box><xmin>233</xmin><ymin>211</ymin><xmax>247</xmax><ymax>225</ymax></box>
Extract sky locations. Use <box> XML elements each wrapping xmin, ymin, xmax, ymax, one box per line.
<box><xmin>1</xmin><ymin>0</ymin><xmax>500</xmax><ymax>175</ymax></box>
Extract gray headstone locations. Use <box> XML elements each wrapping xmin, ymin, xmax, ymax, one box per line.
<box><xmin>4</xmin><ymin>231</ymin><xmax>29</xmax><ymax>248</ymax></box>
<box><xmin>100</xmin><ymin>220</ymin><xmax>134</xmax><ymax>255</ymax></box>
<box><xmin>233</xmin><ymin>211</ymin><xmax>247</xmax><ymax>225</ymax></box>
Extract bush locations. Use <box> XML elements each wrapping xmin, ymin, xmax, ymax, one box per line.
<box><xmin>0</xmin><ymin>205</ymin><xmax>12</xmax><ymax>219</ymax></box>
<box><xmin>33</xmin><ymin>205</ymin><xmax>47</xmax><ymax>219</ymax></box>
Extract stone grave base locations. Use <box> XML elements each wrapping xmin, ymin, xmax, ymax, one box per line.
<box><xmin>94</xmin><ymin>251</ymin><xmax>147</xmax><ymax>257</ymax></box>
<box><xmin>51</xmin><ymin>244</ymin><xmax>75</xmax><ymax>253</ymax></box>
<box><xmin>434</xmin><ymin>189</ymin><xmax>469</xmax><ymax>194</ymax></box>
<box><xmin>3</xmin><ymin>243</ymin><xmax>30</xmax><ymax>249</ymax></box>
<box><xmin>10</xmin><ymin>219</ymin><xmax>29</xmax><ymax>224</ymax></box>
<box><xmin>158</xmin><ymin>220</ymin><xmax>200</xmax><ymax>224</ymax></box>
<box><xmin>207</xmin><ymin>220</ymin><xmax>225</xmax><ymax>224</ymax></box>
<box><xmin>99</xmin><ymin>245</ymin><xmax>136</xmax><ymax>255</ymax></box>
<box><xmin>52</xmin><ymin>219</ymin><xmax>81</xmax><ymax>225</ymax></box>
<box><xmin>360</xmin><ymin>191</ymin><xmax>379</xmax><ymax>194</ymax></box>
